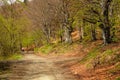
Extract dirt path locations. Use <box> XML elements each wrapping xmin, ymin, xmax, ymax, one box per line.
<box><xmin>0</xmin><ymin>53</ymin><xmax>80</xmax><ymax>80</ymax></box>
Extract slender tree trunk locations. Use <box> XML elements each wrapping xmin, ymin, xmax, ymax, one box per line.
<box><xmin>47</xmin><ymin>27</ymin><xmax>51</xmax><ymax>43</ymax></box>
<box><xmin>46</xmin><ymin>29</ymin><xmax>51</xmax><ymax>44</ymax></box>
<box><xmin>91</xmin><ymin>25</ymin><xmax>97</xmax><ymax>41</ymax></box>
<box><xmin>81</xmin><ymin>26</ymin><xmax>85</xmax><ymax>39</ymax></box>
<box><xmin>81</xmin><ymin>20</ymin><xmax>86</xmax><ymax>40</ymax></box>
<box><xmin>60</xmin><ymin>24</ymin><xmax>64</xmax><ymax>42</ymax></box>
<box><xmin>64</xmin><ymin>25</ymin><xmax>72</xmax><ymax>43</ymax></box>
<box><xmin>78</xmin><ymin>26</ymin><xmax>82</xmax><ymax>41</ymax></box>
<box><xmin>42</xmin><ymin>24</ymin><xmax>51</xmax><ymax>44</ymax></box>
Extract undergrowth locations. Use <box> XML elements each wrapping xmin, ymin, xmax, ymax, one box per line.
<box><xmin>80</xmin><ymin>45</ymin><xmax>101</xmax><ymax>64</ymax></box>
<box><xmin>80</xmin><ymin>44</ymin><xmax>120</xmax><ymax>69</ymax></box>
<box><xmin>109</xmin><ymin>63</ymin><xmax>120</xmax><ymax>74</ymax></box>
<box><xmin>0</xmin><ymin>53</ymin><xmax>23</xmax><ymax>61</ymax></box>
<box><xmin>34</xmin><ymin>43</ymin><xmax>74</xmax><ymax>54</ymax></box>
<box><xmin>116</xmin><ymin>77</ymin><xmax>120</xmax><ymax>80</ymax></box>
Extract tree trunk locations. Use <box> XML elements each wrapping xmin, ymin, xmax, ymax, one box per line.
<box><xmin>42</xmin><ymin>24</ymin><xmax>51</xmax><ymax>44</ymax></box>
<box><xmin>81</xmin><ymin>20</ymin><xmax>86</xmax><ymax>40</ymax></box>
<box><xmin>91</xmin><ymin>25</ymin><xmax>97</xmax><ymax>41</ymax></box>
<box><xmin>78</xmin><ymin>26</ymin><xmax>82</xmax><ymax>41</ymax></box>
<box><xmin>24</xmin><ymin>0</ymin><xmax>28</xmax><ymax>5</ymax></box>
<box><xmin>45</xmin><ymin>29</ymin><xmax>51</xmax><ymax>44</ymax></box>
<box><xmin>64</xmin><ymin>25</ymin><xmax>72</xmax><ymax>43</ymax></box>
<box><xmin>102</xmin><ymin>27</ymin><xmax>111</xmax><ymax>45</ymax></box>
<box><xmin>60</xmin><ymin>24</ymin><xmax>64</xmax><ymax>43</ymax></box>
<box><xmin>101</xmin><ymin>0</ymin><xmax>112</xmax><ymax>45</ymax></box>
<box><xmin>81</xmin><ymin>26</ymin><xmax>85</xmax><ymax>40</ymax></box>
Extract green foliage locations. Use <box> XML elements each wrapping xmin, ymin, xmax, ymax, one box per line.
<box><xmin>0</xmin><ymin>4</ymin><xmax>28</xmax><ymax>57</ymax></box>
<box><xmin>53</xmin><ymin>43</ymin><xmax>72</xmax><ymax>54</ymax></box>
<box><xmin>6</xmin><ymin>53</ymin><xmax>23</xmax><ymax>60</ymax></box>
<box><xmin>83</xmin><ymin>47</ymin><xmax>120</xmax><ymax>69</ymax></box>
<box><xmin>0</xmin><ymin>53</ymin><xmax>22</xmax><ymax>61</ymax></box>
<box><xmin>80</xmin><ymin>46</ymin><xmax>100</xmax><ymax>64</ymax></box>
<box><xmin>112</xmin><ymin>37</ymin><xmax>119</xmax><ymax>42</ymax></box>
<box><xmin>38</xmin><ymin>44</ymin><xmax>55</xmax><ymax>54</ymax></box>
<box><xmin>22</xmin><ymin>33</ymin><xmax>35</xmax><ymax>47</ymax></box>
<box><xmin>116</xmin><ymin>77</ymin><xmax>120</xmax><ymax>80</ymax></box>
<box><xmin>57</xmin><ymin>29</ymin><xmax>64</xmax><ymax>38</ymax></box>
<box><xmin>99</xmin><ymin>49</ymin><xmax>120</xmax><ymax>64</ymax></box>
<box><xmin>109</xmin><ymin>63</ymin><xmax>120</xmax><ymax>75</ymax></box>
<box><xmin>35</xmin><ymin>43</ymin><xmax>73</xmax><ymax>55</ymax></box>
<box><xmin>103</xmin><ymin>49</ymin><xmax>114</xmax><ymax>55</ymax></box>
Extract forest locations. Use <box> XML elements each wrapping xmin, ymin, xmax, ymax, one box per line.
<box><xmin>0</xmin><ymin>0</ymin><xmax>120</xmax><ymax>80</ymax></box>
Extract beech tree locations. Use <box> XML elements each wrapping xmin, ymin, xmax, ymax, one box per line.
<box><xmin>80</xmin><ymin>0</ymin><xmax>113</xmax><ymax>45</ymax></box>
<box><xmin>57</xmin><ymin>0</ymin><xmax>80</xmax><ymax>43</ymax></box>
<box><xmin>26</xmin><ymin>0</ymin><xmax>120</xmax><ymax>45</ymax></box>
<box><xmin>27</xmin><ymin>0</ymin><xmax>60</xmax><ymax>44</ymax></box>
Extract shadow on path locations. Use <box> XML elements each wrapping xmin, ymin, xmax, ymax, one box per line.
<box><xmin>0</xmin><ymin>53</ymin><xmax>80</xmax><ymax>80</ymax></box>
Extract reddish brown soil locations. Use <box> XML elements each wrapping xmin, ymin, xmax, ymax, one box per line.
<box><xmin>67</xmin><ymin>41</ymin><xmax>120</xmax><ymax>80</ymax></box>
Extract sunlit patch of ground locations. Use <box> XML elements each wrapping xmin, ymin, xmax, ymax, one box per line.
<box><xmin>32</xmin><ymin>75</ymin><xmax>55</xmax><ymax>80</ymax></box>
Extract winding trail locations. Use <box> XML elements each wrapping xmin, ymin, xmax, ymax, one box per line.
<box><xmin>0</xmin><ymin>53</ymin><xmax>80</xmax><ymax>80</ymax></box>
